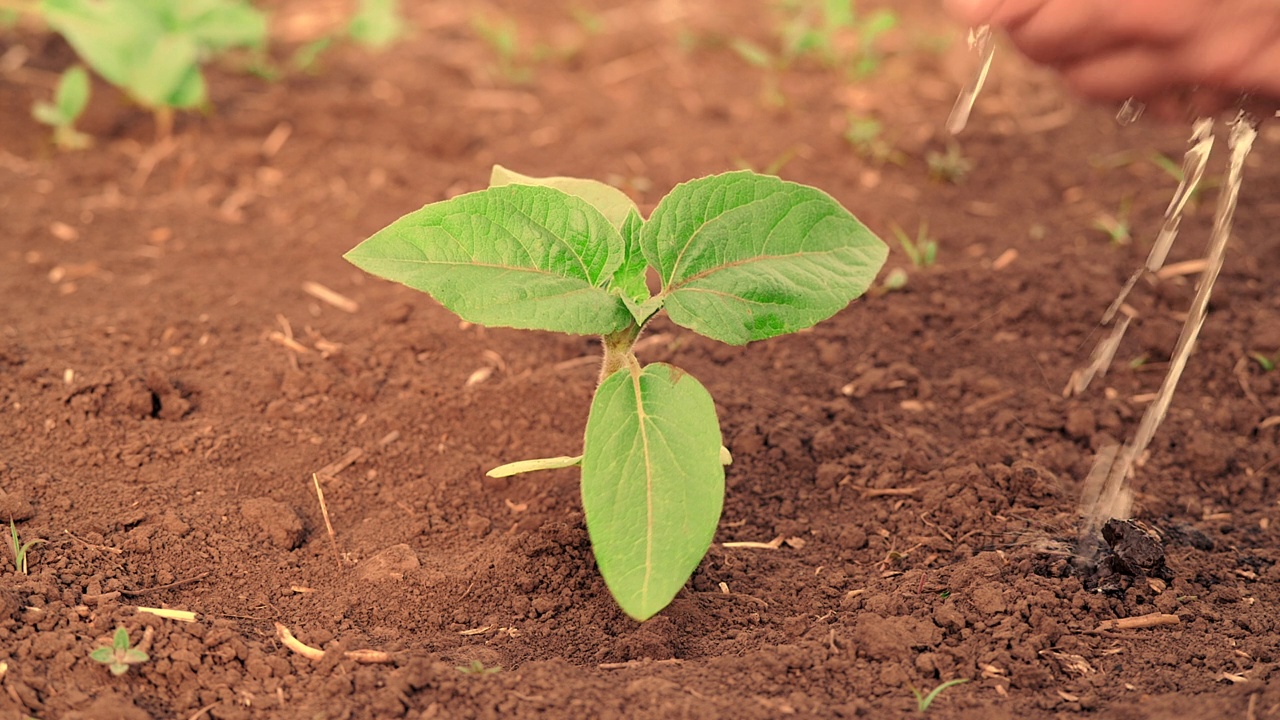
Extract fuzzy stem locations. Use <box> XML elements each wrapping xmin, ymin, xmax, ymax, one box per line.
<box><xmin>599</xmin><ymin>323</ymin><xmax>641</xmax><ymax>385</ymax></box>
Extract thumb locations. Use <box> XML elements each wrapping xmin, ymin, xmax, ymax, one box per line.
<box><xmin>943</xmin><ymin>0</ymin><xmax>999</xmax><ymax>25</ymax></box>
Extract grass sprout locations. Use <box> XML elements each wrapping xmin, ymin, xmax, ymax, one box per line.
<box><xmin>912</xmin><ymin>678</ymin><xmax>968</xmax><ymax>713</ymax></box>
<box><xmin>8</xmin><ymin>519</ymin><xmax>44</xmax><ymax>575</ymax></box>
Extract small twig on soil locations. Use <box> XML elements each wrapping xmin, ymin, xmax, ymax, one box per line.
<box><xmin>82</xmin><ymin>591</ymin><xmax>122</xmax><ymax>604</ymax></box>
<box><xmin>317</xmin><ymin>448</ymin><xmax>363</xmax><ymax>478</ymax></box>
<box><xmin>64</xmin><ymin>529</ymin><xmax>124</xmax><ymax>555</ymax></box>
<box><xmin>1089</xmin><ymin>613</ymin><xmax>1180</xmax><ymax>634</ymax></box>
<box><xmin>1153</xmin><ymin>258</ymin><xmax>1208</xmax><ymax>280</ymax></box>
<box><xmin>696</xmin><ymin>590</ymin><xmax>769</xmax><ymax>609</ymax></box>
<box><xmin>962</xmin><ymin>390</ymin><xmax>1017</xmax><ymax>415</ymax></box>
<box><xmin>186</xmin><ymin>702</ymin><xmax>219</xmax><ymax>720</ymax></box>
<box><xmin>722</xmin><ymin>536</ymin><xmax>784</xmax><ymax>550</ymax></box>
<box><xmin>991</xmin><ymin>248</ymin><xmax>1018</xmax><ymax>270</ymax></box>
<box><xmin>1247</xmin><ymin>692</ymin><xmax>1259</xmax><ymax>720</ymax></box>
<box><xmin>302</xmin><ymin>281</ymin><xmax>359</xmax><ymax>314</ymax></box>
<box><xmin>1234</xmin><ymin>357</ymin><xmax>1263</xmax><ymax>407</ymax></box>
<box><xmin>274</xmin><ymin>622</ymin><xmax>392</xmax><ymax>664</ymax></box>
<box><xmin>860</xmin><ymin>487</ymin><xmax>919</xmax><ymax>499</ymax></box>
<box><xmin>597</xmin><ymin>658</ymin><xmax>683</xmax><ymax>670</ymax></box>
<box><xmin>121</xmin><ymin>572</ymin><xmax>209</xmax><ymax>597</ymax></box>
<box><xmin>136</xmin><ymin>607</ymin><xmax>198</xmax><ymax>622</ymax></box>
<box><xmin>311</xmin><ymin>473</ymin><xmax>343</xmax><ymax>572</ymax></box>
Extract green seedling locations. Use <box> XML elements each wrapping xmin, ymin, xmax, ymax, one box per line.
<box><xmin>1092</xmin><ymin>197</ymin><xmax>1133</xmax><ymax>245</ymax></box>
<box><xmin>38</xmin><ymin>0</ymin><xmax>266</xmax><ymax>136</ymax></box>
<box><xmin>347</xmin><ymin>0</ymin><xmax>407</xmax><ymax>49</ymax></box>
<box><xmin>925</xmin><ymin>142</ymin><xmax>971</xmax><ymax>184</ymax></box>
<box><xmin>89</xmin><ymin>627</ymin><xmax>149</xmax><ymax>676</ymax></box>
<box><xmin>844</xmin><ymin>116</ymin><xmax>905</xmax><ymax>166</ymax></box>
<box><xmin>456</xmin><ymin>659</ymin><xmax>501</xmax><ymax>675</ymax></box>
<box><xmin>1151</xmin><ymin>152</ymin><xmax>1218</xmax><ymax>207</ymax></box>
<box><xmin>346</xmin><ymin>166</ymin><xmax>887</xmax><ymax>620</ymax></box>
<box><xmin>777</xmin><ymin>0</ymin><xmax>896</xmax><ymax>75</ymax></box>
<box><xmin>8</xmin><ymin>519</ymin><xmax>44</xmax><ymax>575</ymax></box>
<box><xmin>471</xmin><ymin>13</ymin><xmax>541</xmax><ymax>85</ymax></box>
<box><xmin>911</xmin><ymin>678</ymin><xmax>968</xmax><ymax>713</ymax></box>
<box><xmin>32</xmin><ymin>65</ymin><xmax>91</xmax><ymax>150</ymax></box>
<box><xmin>888</xmin><ymin>220</ymin><xmax>937</xmax><ymax>268</ymax></box>
<box><xmin>1250</xmin><ymin>352</ymin><xmax>1276</xmax><ymax>372</ymax></box>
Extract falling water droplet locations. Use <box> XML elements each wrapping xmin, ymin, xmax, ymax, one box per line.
<box><xmin>946</xmin><ymin>25</ymin><xmax>995</xmax><ymax>135</ymax></box>
<box><xmin>1116</xmin><ymin>98</ymin><xmax>1145</xmax><ymax>125</ymax></box>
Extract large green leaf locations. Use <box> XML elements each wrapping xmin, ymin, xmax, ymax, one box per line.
<box><xmin>642</xmin><ymin>170</ymin><xmax>887</xmax><ymax>345</ymax></box>
<box><xmin>345</xmin><ymin>185</ymin><xmax>633</xmax><ymax>335</ymax></box>
<box><xmin>582</xmin><ymin>363</ymin><xmax>724</xmax><ymax>621</ymax></box>
<box><xmin>490</xmin><ymin>165</ymin><xmax>639</xmax><ymax>231</ymax></box>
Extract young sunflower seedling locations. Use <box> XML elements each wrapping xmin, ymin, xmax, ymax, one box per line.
<box><xmin>37</xmin><ymin>0</ymin><xmax>266</xmax><ymax>137</ymax></box>
<box><xmin>911</xmin><ymin>678</ymin><xmax>968</xmax><ymax>713</ymax></box>
<box><xmin>89</xmin><ymin>627</ymin><xmax>149</xmax><ymax>676</ymax></box>
<box><xmin>8</xmin><ymin>519</ymin><xmax>44</xmax><ymax>575</ymax></box>
<box><xmin>346</xmin><ymin>166</ymin><xmax>887</xmax><ymax>620</ymax></box>
<box><xmin>32</xmin><ymin>65</ymin><xmax>91</xmax><ymax>150</ymax></box>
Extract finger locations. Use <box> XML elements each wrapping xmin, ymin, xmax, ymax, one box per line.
<box><xmin>1057</xmin><ymin>48</ymin><xmax>1181</xmax><ymax>103</ymax></box>
<box><xmin>942</xmin><ymin>0</ymin><xmax>1042</xmax><ymax>28</ymax></box>
<box><xmin>1007</xmin><ymin>0</ymin><xmax>1198</xmax><ymax>66</ymax></box>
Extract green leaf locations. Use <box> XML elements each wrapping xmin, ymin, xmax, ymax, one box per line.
<box><xmin>348</xmin><ymin>0</ymin><xmax>407</xmax><ymax>49</ymax></box>
<box><xmin>490</xmin><ymin>164</ymin><xmax>639</xmax><ymax>231</ymax></box>
<box><xmin>609</xmin><ymin>208</ymin><xmax>650</xmax><ymax>304</ymax></box>
<box><xmin>180</xmin><ymin>1</ymin><xmax>267</xmax><ymax>50</ymax></box>
<box><xmin>581</xmin><ymin>363</ymin><xmax>724</xmax><ymax>621</ymax></box>
<box><xmin>40</xmin><ymin>0</ymin><xmax>157</xmax><ymax>88</ymax></box>
<box><xmin>89</xmin><ymin>647</ymin><xmax>114</xmax><ymax>663</ymax></box>
<box><xmin>642</xmin><ymin>170</ymin><xmax>887</xmax><ymax>345</ymax></box>
<box><xmin>129</xmin><ymin>33</ymin><xmax>201</xmax><ymax>107</ymax></box>
<box><xmin>56</xmin><ymin>66</ymin><xmax>91</xmax><ymax>122</ymax></box>
<box><xmin>345</xmin><ymin>185</ymin><xmax>632</xmax><ymax>336</ymax></box>
<box><xmin>112</xmin><ymin>627</ymin><xmax>130</xmax><ymax>650</ymax></box>
<box><xmin>486</xmin><ymin>455</ymin><xmax>582</xmax><ymax>478</ymax></box>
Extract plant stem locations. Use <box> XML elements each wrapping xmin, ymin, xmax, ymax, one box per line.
<box><xmin>599</xmin><ymin>323</ymin><xmax>640</xmax><ymax>385</ymax></box>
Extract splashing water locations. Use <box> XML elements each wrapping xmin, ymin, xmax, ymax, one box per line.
<box><xmin>946</xmin><ymin>25</ymin><xmax>995</xmax><ymax>135</ymax></box>
<box><xmin>1116</xmin><ymin>98</ymin><xmax>1146</xmax><ymax>125</ymax></box>
<box><xmin>1077</xmin><ymin>112</ymin><xmax>1259</xmax><ymax>550</ymax></box>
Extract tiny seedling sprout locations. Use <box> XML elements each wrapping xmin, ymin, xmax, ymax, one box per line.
<box><xmin>8</xmin><ymin>519</ymin><xmax>44</xmax><ymax>575</ymax></box>
<box><xmin>926</xmin><ymin>143</ymin><xmax>971</xmax><ymax>185</ymax></box>
<box><xmin>1250</xmin><ymin>352</ymin><xmax>1276</xmax><ymax>372</ymax></box>
<box><xmin>32</xmin><ymin>65</ymin><xmax>92</xmax><ymax>150</ymax></box>
<box><xmin>456</xmin><ymin>659</ymin><xmax>501</xmax><ymax>675</ymax></box>
<box><xmin>888</xmin><ymin>220</ymin><xmax>937</xmax><ymax>268</ymax></box>
<box><xmin>912</xmin><ymin>678</ymin><xmax>968</xmax><ymax>713</ymax></box>
<box><xmin>89</xmin><ymin>627</ymin><xmax>149</xmax><ymax>676</ymax></box>
<box><xmin>345</xmin><ymin>166</ymin><xmax>887</xmax><ymax>620</ymax></box>
<box><xmin>1092</xmin><ymin>197</ymin><xmax>1133</xmax><ymax>246</ymax></box>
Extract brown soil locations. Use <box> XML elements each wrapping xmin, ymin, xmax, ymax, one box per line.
<box><xmin>4</xmin><ymin>1</ymin><xmax>1280</xmax><ymax>718</ymax></box>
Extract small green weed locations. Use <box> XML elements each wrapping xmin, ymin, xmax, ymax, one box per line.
<box><xmin>1151</xmin><ymin>152</ymin><xmax>1218</xmax><ymax>206</ymax></box>
<box><xmin>925</xmin><ymin>143</ymin><xmax>970</xmax><ymax>184</ymax></box>
<box><xmin>888</xmin><ymin>220</ymin><xmax>937</xmax><ymax>268</ymax></box>
<box><xmin>912</xmin><ymin>678</ymin><xmax>968</xmax><ymax>713</ymax></box>
<box><xmin>32</xmin><ymin>65</ymin><xmax>91</xmax><ymax>150</ymax></box>
<box><xmin>844</xmin><ymin>116</ymin><xmax>905</xmax><ymax>166</ymax></box>
<box><xmin>1092</xmin><ymin>197</ymin><xmax>1133</xmax><ymax>246</ymax></box>
<box><xmin>456</xmin><ymin>659</ymin><xmax>501</xmax><ymax>675</ymax></box>
<box><xmin>471</xmin><ymin>13</ymin><xmax>542</xmax><ymax>85</ymax></box>
<box><xmin>89</xmin><ymin>627</ymin><xmax>149</xmax><ymax>676</ymax></box>
<box><xmin>776</xmin><ymin>0</ymin><xmax>896</xmax><ymax>75</ymax></box>
<box><xmin>1250</xmin><ymin>352</ymin><xmax>1276</xmax><ymax>372</ymax></box>
<box><xmin>347</xmin><ymin>0</ymin><xmax>407</xmax><ymax>50</ymax></box>
<box><xmin>8</xmin><ymin>519</ymin><xmax>44</xmax><ymax>575</ymax></box>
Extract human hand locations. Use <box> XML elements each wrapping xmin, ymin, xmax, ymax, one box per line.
<box><xmin>943</xmin><ymin>0</ymin><xmax>1280</xmax><ymax>117</ymax></box>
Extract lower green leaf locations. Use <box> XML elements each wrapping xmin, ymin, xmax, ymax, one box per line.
<box><xmin>581</xmin><ymin>363</ymin><xmax>724</xmax><ymax>621</ymax></box>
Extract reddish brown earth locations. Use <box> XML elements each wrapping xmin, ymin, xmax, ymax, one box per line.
<box><xmin>4</xmin><ymin>1</ymin><xmax>1280</xmax><ymax>718</ymax></box>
